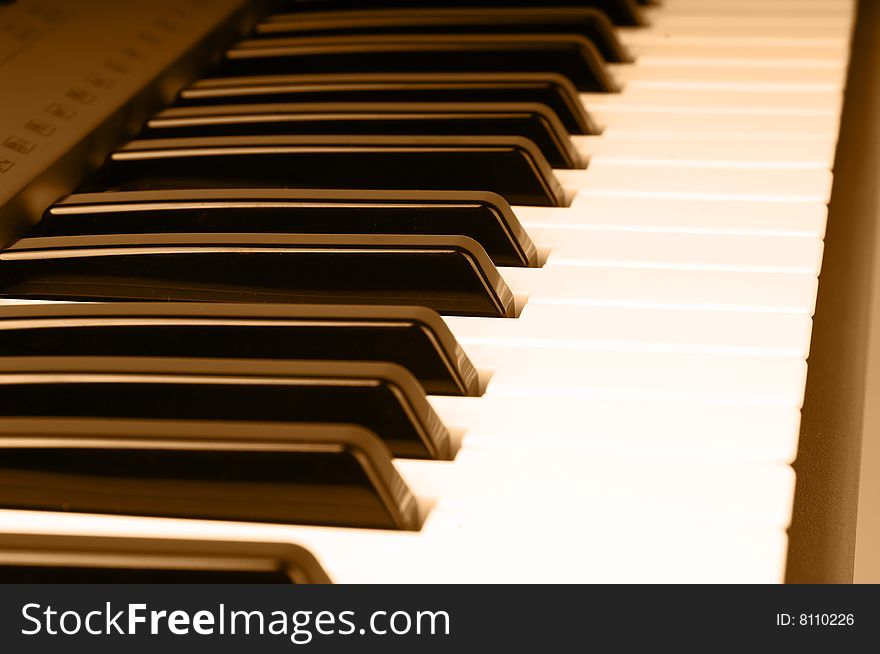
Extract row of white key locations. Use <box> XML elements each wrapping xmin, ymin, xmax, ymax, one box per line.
<box><xmin>430</xmin><ymin>0</ymin><xmax>842</xmax><ymax>475</ymax></box>
<box><xmin>400</xmin><ymin>0</ymin><xmax>856</xmax><ymax>581</ymax></box>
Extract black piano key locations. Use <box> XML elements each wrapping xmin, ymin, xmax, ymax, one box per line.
<box><xmin>0</xmin><ymin>532</ymin><xmax>331</xmax><ymax>583</ymax></box>
<box><xmin>99</xmin><ymin>135</ymin><xmax>566</xmax><ymax>208</ymax></box>
<box><xmin>0</xmin><ymin>301</ymin><xmax>481</xmax><ymax>396</ymax></box>
<box><xmin>40</xmin><ymin>188</ymin><xmax>537</xmax><ymax>268</ymax></box>
<box><xmin>257</xmin><ymin>7</ymin><xmax>629</xmax><ymax>63</ymax></box>
<box><xmin>0</xmin><ymin>357</ymin><xmax>450</xmax><ymax>460</ymax></box>
<box><xmin>0</xmin><ymin>233</ymin><xmax>516</xmax><ymax>319</ymax></box>
<box><xmin>220</xmin><ymin>34</ymin><xmax>614</xmax><ymax>93</ymax></box>
<box><xmin>178</xmin><ymin>73</ymin><xmax>596</xmax><ymax>136</ymax></box>
<box><xmin>0</xmin><ymin>418</ymin><xmax>419</xmax><ymax>530</ymax></box>
<box><xmin>144</xmin><ymin>102</ymin><xmax>584</xmax><ymax>169</ymax></box>
<box><xmin>275</xmin><ymin>1</ymin><xmax>644</xmax><ymax>27</ymax></box>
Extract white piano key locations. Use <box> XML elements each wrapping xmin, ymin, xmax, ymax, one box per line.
<box><xmin>624</xmin><ymin>41</ymin><xmax>849</xmax><ymax>62</ymax></box>
<box><xmin>0</xmin><ymin>511</ymin><xmax>790</xmax><ymax>582</ymax></box>
<box><xmin>514</xmin><ymin>196</ymin><xmax>828</xmax><ymax>237</ymax></box>
<box><xmin>608</xmin><ymin>55</ymin><xmax>847</xmax><ymax>72</ymax></box>
<box><xmin>395</xmin><ymin>454</ymin><xmax>796</xmax><ymax>528</ymax></box>
<box><xmin>460</xmin><ymin>344</ymin><xmax>808</xmax><ymax>406</ymax></box>
<box><xmin>646</xmin><ymin>14</ymin><xmax>852</xmax><ymax>29</ymax></box>
<box><xmin>619</xmin><ymin>23</ymin><xmax>853</xmax><ymax>41</ymax></box>
<box><xmin>430</xmin><ymin>394</ymin><xmax>802</xmax><ymax>463</ymax></box>
<box><xmin>608</xmin><ymin>61</ymin><xmax>847</xmax><ymax>88</ymax></box>
<box><xmin>573</xmin><ymin>133</ymin><xmax>837</xmax><ymax>168</ymax></box>
<box><xmin>531</xmin><ymin>227</ymin><xmax>824</xmax><ymax>274</ymax></box>
<box><xmin>556</xmin><ymin>163</ymin><xmax>834</xmax><ymax>203</ymax></box>
<box><xmin>659</xmin><ymin>0</ymin><xmax>854</xmax><ymax>13</ymax></box>
<box><xmin>586</xmin><ymin>106</ymin><xmax>842</xmax><ymax>138</ymax></box>
<box><xmin>620</xmin><ymin>32</ymin><xmax>850</xmax><ymax>51</ymax></box>
<box><xmin>443</xmin><ymin>304</ymin><xmax>814</xmax><ymax>357</ymax></box>
<box><xmin>499</xmin><ymin>265</ymin><xmax>819</xmax><ymax>314</ymax></box>
<box><xmin>582</xmin><ymin>87</ymin><xmax>843</xmax><ymax>111</ymax></box>
<box><xmin>629</xmin><ymin>56</ymin><xmax>848</xmax><ymax>71</ymax></box>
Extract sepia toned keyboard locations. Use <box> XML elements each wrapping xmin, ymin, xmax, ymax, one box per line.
<box><xmin>0</xmin><ymin>0</ymin><xmax>870</xmax><ymax>582</ymax></box>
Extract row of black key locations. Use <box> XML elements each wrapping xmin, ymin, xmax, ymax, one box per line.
<box><xmin>178</xmin><ymin>72</ymin><xmax>597</xmax><ymax>135</ymax></box>
<box><xmin>275</xmin><ymin>0</ymin><xmax>647</xmax><ymax>28</ymax></box>
<box><xmin>0</xmin><ymin>0</ymin><xmax>641</xmax><ymax>578</ymax></box>
<box><xmin>257</xmin><ymin>7</ymin><xmax>629</xmax><ymax>62</ymax></box>
<box><xmin>0</xmin><ymin>531</ymin><xmax>331</xmax><ymax>583</ymax></box>
<box><xmin>145</xmin><ymin>102</ymin><xmax>585</xmax><ymax>169</ymax></box>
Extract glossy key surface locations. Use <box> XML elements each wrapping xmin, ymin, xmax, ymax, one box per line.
<box><xmin>42</xmin><ymin>188</ymin><xmax>537</xmax><ymax>268</ymax></box>
<box><xmin>0</xmin><ymin>418</ymin><xmax>419</xmax><ymax>530</ymax></box>
<box><xmin>0</xmin><ymin>357</ymin><xmax>451</xmax><ymax>459</ymax></box>
<box><xmin>221</xmin><ymin>34</ymin><xmax>614</xmax><ymax>93</ymax></box>
<box><xmin>273</xmin><ymin>0</ymin><xmax>643</xmax><ymax>27</ymax></box>
<box><xmin>256</xmin><ymin>8</ymin><xmax>628</xmax><ymax>62</ymax></box>
<box><xmin>144</xmin><ymin>102</ymin><xmax>583</xmax><ymax>169</ymax></box>
<box><xmin>100</xmin><ymin>135</ymin><xmax>566</xmax><ymax>207</ymax></box>
<box><xmin>0</xmin><ymin>302</ymin><xmax>480</xmax><ymax>396</ymax></box>
<box><xmin>0</xmin><ymin>531</ymin><xmax>331</xmax><ymax>583</ymax></box>
<box><xmin>178</xmin><ymin>73</ymin><xmax>596</xmax><ymax>135</ymax></box>
<box><xmin>0</xmin><ymin>233</ymin><xmax>516</xmax><ymax>318</ymax></box>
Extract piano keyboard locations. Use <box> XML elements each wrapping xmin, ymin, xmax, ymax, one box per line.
<box><xmin>0</xmin><ymin>0</ymin><xmax>859</xmax><ymax>582</ymax></box>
